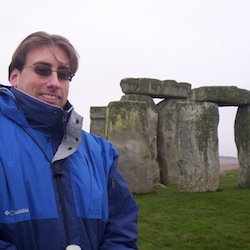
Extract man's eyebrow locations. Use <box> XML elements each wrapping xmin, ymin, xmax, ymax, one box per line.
<box><xmin>33</xmin><ymin>61</ymin><xmax>52</xmax><ymax>66</ymax></box>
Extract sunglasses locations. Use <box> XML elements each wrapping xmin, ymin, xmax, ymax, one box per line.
<box><xmin>25</xmin><ymin>64</ymin><xmax>74</xmax><ymax>81</ymax></box>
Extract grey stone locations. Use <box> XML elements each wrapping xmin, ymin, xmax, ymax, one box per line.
<box><xmin>235</xmin><ymin>105</ymin><xmax>250</xmax><ymax>187</ymax></box>
<box><xmin>188</xmin><ymin>86</ymin><xmax>250</xmax><ymax>106</ymax></box>
<box><xmin>176</xmin><ymin>101</ymin><xmax>220</xmax><ymax>192</ymax></box>
<box><xmin>120</xmin><ymin>78</ymin><xmax>191</xmax><ymax>99</ymax></box>
<box><xmin>120</xmin><ymin>94</ymin><xmax>157</xmax><ymax>111</ymax></box>
<box><xmin>105</xmin><ymin>99</ymin><xmax>159</xmax><ymax>193</ymax></box>
<box><xmin>157</xmin><ymin>99</ymin><xmax>186</xmax><ymax>185</ymax></box>
<box><xmin>90</xmin><ymin>106</ymin><xmax>106</xmax><ymax>138</ymax></box>
<box><xmin>89</xmin><ymin>77</ymin><xmax>250</xmax><ymax>193</ymax></box>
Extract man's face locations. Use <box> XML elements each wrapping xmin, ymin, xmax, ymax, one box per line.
<box><xmin>10</xmin><ymin>45</ymin><xmax>71</xmax><ymax>108</ymax></box>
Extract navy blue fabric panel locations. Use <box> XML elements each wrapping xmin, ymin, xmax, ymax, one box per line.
<box><xmin>0</xmin><ymin>217</ymin><xmax>106</xmax><ymax>250</ymax></box>
<box><xmin>0</xmin><ymin>219</ymin><xmax>62</xmax><ymax>249</ymax></box>
<box><xmin>0</xmin><ymin>240</ymin><xmax>17</xmax><ymax>250</ymax></box>
<box><xmin>100</xmin><ymin>163</ymin><xmax>139</xmax><ymax>249</ymax></box>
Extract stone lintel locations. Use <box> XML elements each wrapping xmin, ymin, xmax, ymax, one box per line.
<box><xmin>188</xmin><ymin>86</ymin><xmax>250</xmax><ymax>106</ymax></box>
<box><xmin>120</xmin><ymin>78</ymin><xmax>191</xmax><ymax>99</ymax></box>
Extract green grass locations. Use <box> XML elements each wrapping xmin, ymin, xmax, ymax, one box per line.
<box><xmin>134</xmin><ymin>170</ymin><xmax>250</xmax><ymax>250</ymax></box>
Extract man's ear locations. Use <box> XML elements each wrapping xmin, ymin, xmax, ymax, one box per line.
<box><xmin>9</xmin><ymin>69</ymin><xmax>20</xmax><ymax>87</ymax></box>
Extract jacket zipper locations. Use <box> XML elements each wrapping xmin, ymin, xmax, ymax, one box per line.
<box><xmin>54</xmin><ymin>169</ymin><xmax>70</xmax><ymax>245</ymax></box>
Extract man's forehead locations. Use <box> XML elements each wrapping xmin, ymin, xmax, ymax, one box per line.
<box><xmin>25</xmin><ymin>45</ymin><xmax>70</xmax><ymax>66</ymax></box>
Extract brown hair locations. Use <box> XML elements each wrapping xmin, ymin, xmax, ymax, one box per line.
<box><xmin>8</xmin><ymin>31</ymin><xmax>79</xmax><ymax>80</ymax></box>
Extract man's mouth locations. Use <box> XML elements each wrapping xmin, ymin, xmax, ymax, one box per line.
<box><xmin>42</xmin><ymin>94</ymin><xmax>59</xmax><ymax>100</ymax></box>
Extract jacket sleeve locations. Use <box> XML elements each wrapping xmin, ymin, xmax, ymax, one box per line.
<box><xmin>99</xmin><ymin>158</ymin><xmax>139</xmax><ymax>249</ymax></box>
<box><xmin>0</xmin><ymin>240</ymin><xmax>17</xmax><ymax>250</ymax></box>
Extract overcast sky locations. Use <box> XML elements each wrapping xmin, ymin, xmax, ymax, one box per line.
<box><xmin>1</xmin><ymin>0</ymin><xmax>250</xmax><ymax>157</ymax></box>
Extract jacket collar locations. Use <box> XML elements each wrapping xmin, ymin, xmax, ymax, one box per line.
<box><xmin>0</xmin><ymin>85</ymin><xmax>83</xmax><ymax>160</ymax></box>
<box><xmin>0</xmin><ymin>84</ymin><xmax>72</xmax><ymax>132</ymax></box>
<box><xmin>9</xmin><ymin>87</ymin><xmax>73</xmax><ymax>132</ymax></box>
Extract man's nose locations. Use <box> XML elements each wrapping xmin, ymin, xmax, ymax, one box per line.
<box><xmin>47</xmin><ymin>72</ymin><xmax>60</xmax><ymax>87</ymax></box>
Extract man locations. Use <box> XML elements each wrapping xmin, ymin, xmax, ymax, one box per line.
<box><xmin>0</xmin><ymin>31</ymin><xmax>138</xmax><ymax>250</ymax></box>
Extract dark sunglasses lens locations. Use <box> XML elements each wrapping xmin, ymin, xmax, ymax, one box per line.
<box><xmin>33</xmin><ymin>65</ymin><xmax>73</xmax><ymax>81</ymax></box>
<box><xmin>58</xmin><ymin>69</ymin><xmax>73</xmax><ymax>81</ymax></box>
<box><xmin>34</xmin><ymin>66</ymin><xmax>52</xmax><ymax>76</ymax></box>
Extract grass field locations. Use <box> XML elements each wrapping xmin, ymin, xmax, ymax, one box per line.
<box><xmin>134</xmin><ymin>170</ymin><xmax>250</xmax><ymax>250</ymax></box>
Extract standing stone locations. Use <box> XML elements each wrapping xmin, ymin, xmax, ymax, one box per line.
<box><xmin>176</xmin><ymin>101</ymin><xmax>220</xmax><ymax>192</ymax></box>
<box><xmin>157</xmin><ymin>99</ymin><xmax>186</xmax><ymax>185</ymax></box>
<box><xmin>235</xmin><ymin>105</ymin><xmax>250</xmax><ymax>187</ymax></box>
<box><xmin>120</xmin><ymin>94</ymin><xmax>160</xmax><ymax>184</ymax></box>
<box><xmin>105</xmin><ymin>98</ymin><xmax>158</xmax><ymax>193</ymax></box>
<box><xmin>90</xmin><ymin>106</ymin><xmax>106</xmax><ymax>137</ymax></box>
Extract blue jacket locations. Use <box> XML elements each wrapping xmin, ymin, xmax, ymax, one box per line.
<box><xmin>0</xmin><ymin>86</ymin><xmax>138</xmax><ymax>250</ymax></box>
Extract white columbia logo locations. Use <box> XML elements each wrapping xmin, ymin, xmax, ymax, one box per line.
<box><xmin>5</xmin><ymin>208</ymin><xmax>29</xmax><ymax>216</ymax></box>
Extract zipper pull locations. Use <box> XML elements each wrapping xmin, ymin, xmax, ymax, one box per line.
<box><xmin>62</xmin><ymin>112</ymin><xmax>67</xmax><ymax>124</ymax></box>
<box><xmin>62</xmin><ymin>112</ymin><xmax>68</xmax><ymax>138</ymax></box>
